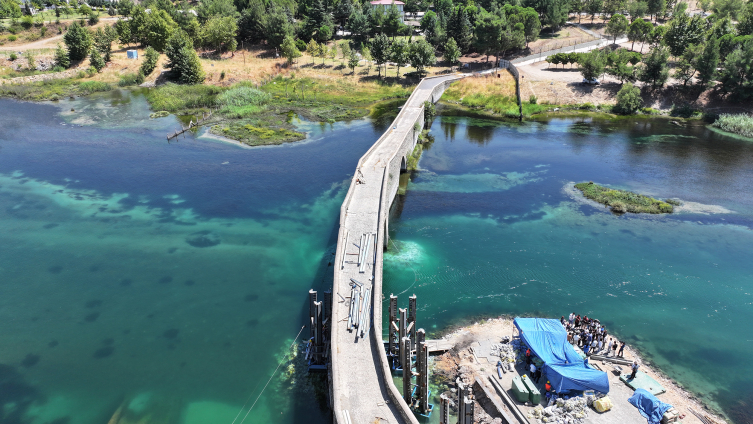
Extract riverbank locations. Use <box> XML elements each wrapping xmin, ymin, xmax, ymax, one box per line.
<box><xmin>429</xmin><ymin>317</ymin><xmax>727</xmax><ymax>424</ymax></box>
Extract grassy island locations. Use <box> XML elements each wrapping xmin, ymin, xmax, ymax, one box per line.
<box><xmin>574</xmin><ymin>182</ymin><xmax>676</xmax><ymax>214</ymax></box>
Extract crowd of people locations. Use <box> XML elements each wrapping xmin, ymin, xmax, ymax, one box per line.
<box><xmin>561</xmin><ymin>313</ymin><xmax>626</xmax><ymax>358</ymax></box>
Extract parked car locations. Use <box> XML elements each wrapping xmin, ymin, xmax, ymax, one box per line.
<box><xmin>582</xmin><ymin>78</ymin><xmax>600</xmax><ymax>85</ymax></box>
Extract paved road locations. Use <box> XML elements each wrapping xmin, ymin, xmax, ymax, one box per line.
<box><xmin>331</xmin><ymin>74</ymin><xmax>461</xmax><ymax>424</ymax></box>
<box><xmin>512</xmin><ymin>37</ymin><xmax>628</xmax><ymax>66</ymax></box>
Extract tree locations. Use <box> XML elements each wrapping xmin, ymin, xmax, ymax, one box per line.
<box><xmin>347</xmin><ymin>9</ymin><xmax>370</xmax><ymax>42</ymax></box>
<box><xmin>140</xmin><ymin>46</ymin><xmax>160</xmax><ymax>76</ymax></box>
<box><xmin>627</xmin><ymin>0</ymin><xmax>648</xmax><ymax>21</ymax></box>
<box><xmin>542</xmin><ymin>0</ymin><xmax>568</xmax><ymax>30</ymax></box>
<box><xmin>196</xmin><ymin>0</ymin><xmax>238</xmax><ymax>24</ymax></box>
<box><xmin>447</xmin><ymin>6</ymin><xmax>473</xmax><ymax>52</ymax></box>
<box><xmin>92</xmin><ymin>26</ymin><xmax>117</xmax><ymax>62</ymax></box>
<box><xmin>663</xmin><ymin>13</ymin><xmax>706</xmax><ymax>57</ymax></box>
<box><xmin>263</xmin><ymin>6</ymin><xmax>294</xmax><ymax>48</ymax></box>
<box><xmin>738</xmin><ymin>3</ymin><xmax>753</xmax><ymax>36</ymax></box>
<box><xmin>717</xmin><ymin>39</ymin><xmax>753</xmax><ymax>97</ymax></box>
<box><xmin>237</xmin><ymin>2</ymin><xmax>265</xmax><ymax>43</ymax></box>
<box><xmin>117</xmin><ymin>0</ymin><xmax>134</xmax><ymax>16</ymax></box>
<box><xmin>362</xmin><ymin>45</ymin><xmax>372</xmax><ymax>74</ymax></box>
<box><xmin>390</xmin><ymin>39</ymin><xmax>409</xmax><ymax>78</ymax></box>
<box><xmin>54</xmin><ymin>43</ymin><xmax>70</xmax><ymax>68</ymax></box>
<box><xmin>711</xmin><ymin>0</ymin><xmax>745</xmax><ymax>20</ymax></box>
<box><xmin>579</xmin><ymin>50</ymin><xmax>607</xmax><ymax>81</ymax></box>
<box><xmin>334</xmin><ymin>0</ymin><xmax>354</xmax><ymax>29</ymax></box>
<box><xmin>474</xmin><ymin>11</ymin><xmax>504</xmax><ymax>62</ymax></box>
<box><xmin>281</xmin><ymin>35</ymin><xmax>301</xmax><ymax>65</ymax></box>
<box><xmin>408</xmin><ymin>38</ymin><xmax>436</xmax><ymax>74</ymax></box>
<box><xmin>340</xmin><ymin>42</ymin><xmax>351</xmax><ymax>65</ymax></box>
<box><xmin>606</xmin><ymin>13</ymin><xmax>628</xmax><ymax>43</ymax></box>
<box><xmin>202</xmin><ymin>15</ymin><xmax>238</xmax><ymax>53</ymax></box>
<box><xmin>628</xmin><ymin>18</ymin><xmax>651</xmax><ymax>50</ymax></box>
<box><xmin>695</xmin><ymin>36</ymin><xmax>719</xmax><ymax>87</ymax></box>
<box><xmin>384</xmin><ymin>5</ymin><xmax>402</xmax><ymax>39</ymax></box>
<box><xmin>444</xmin><ymin>37</ymin><xmax>461</xmax><ymax>67</ymax></box>
<box><xmin>370</xmin><ymin>33</ymin><xmax>391</xmax><ymax>77</ymax></box>
<box><xmin>586</xmin><ymin>0</ymin><xmax>603</xmax><ymax>23</ymax></box>
<box><xmin>673</xmin><ymin>43</ymin><xmax>701</xmax><ymax>84</ymax></box>
<box><xmin>63</xmin><ymin>21</ymin><xmax>92</xmax><ymax>62</ymax></box>
<box><xmin>145</xmin><ymin>9</ymin><xmax>178</xmax><ymax>52</ymax></box>
<box><xmin>0</xmin><ymin>0</ymin><xmax>22</xmax><ymax>19</ymax></box>
<box><xmin>89</xmin><ymin>49</ymin><xmax>105</xmax><ymax>71</ymax></box>
<box><xmin>646</xmin><ymin>0</ymin><xmax>665</xmax><ymax>20</ymax></box>
<box><xmin>606</xmin><ymin>48</ymin><xmax>640</xmax><ymax>83</ymax></box>
<box><xmin>638</xmin><ymin>46</ymin><xmax>669</xmax><ymax>88</ymax></box>
<box><xmin>498</xmin><ymin>23</ymin><xmax>526</xmax><ymax>61</ymax></box>
<box><xmin>114</xmin><ymin>19</ymin><xmax>132</xmax><ymax>46</ymax></box>
<box><xmin>348</xmin><ymin>48</ymin><xmax>360</xmax><ymax>74</ymax></box>
<box><xmin>307</xmin><ymin>39</ymin><xmax>320</xmax><ymax>63</ymax></box>
<box><xmin>164</xmin><ymin>30</ymin><xmax>205</xmax><ymax>83</ymax></box>
<box><xmin>614</xmin><ymin>82</ymin><xmax>642</xmax><ymax>113</ymax></box>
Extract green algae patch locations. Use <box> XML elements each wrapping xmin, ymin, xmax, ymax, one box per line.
<box><xmin>574</xmin><ymin>182</ymin><xmax>674</xmax><ymax>214</ymax></box>
<box><xmin>211</xmin><ymin>122</ymin><xmax>305</xmax><ymax>146</ymax></box>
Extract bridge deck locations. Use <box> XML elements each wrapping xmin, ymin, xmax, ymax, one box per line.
<box><xmin>331</xmin><ymin>75</ymin><xmax>461</xmax><ymax>424</ymax></box>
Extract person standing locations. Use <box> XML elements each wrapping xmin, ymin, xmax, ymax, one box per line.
<box><xmin>526</xmin><ymin>348</ymin><xmax>532</xmax><ymax>365</ymax></box>
<box><xmin>534</xmin><ymin>367</ymin><xmax>542</xmax><ymax>383</ymax></box>
<box><xmin>612</xmin><ymin>340</ymin><xmax>618</xmax><ymax>357</ymax></box>
<box><xmin>630</xmin><ymin>361</ymin><xmax>639</xmax><ymax>379</ymax></box>
<box><xmin>530</xmin><ymin>363</ymin><xmax>537</xmax><ymax>379</ymax></box>
<box><xmin>583</xmin><ymin>343</ymin><xmax>590</xmax><ymax>356</ymax></box>
<box><xmin>569</xmin><ymin>312</ymin><xmax>575</xmax><ymax>325</ymax></box>
<box><xmin>618</xmin><ymin>342</ymin><xmax>626</xmax><ymax>357</ymax></box>
<box><xmin>573</xmin><ymin>332</ymin><xmax>580</xmax><ymax>347</ymax></box>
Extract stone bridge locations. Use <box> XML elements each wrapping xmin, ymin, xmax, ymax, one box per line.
<box><xmin>330</xmin><ymin>74</ymin><xmax>463</xmax><ymax>424</ymax></box>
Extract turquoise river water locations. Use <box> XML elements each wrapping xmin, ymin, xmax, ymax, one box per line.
<box><xmin>1</xmin><ymin>90</ymin><xmax>751</xmax><ymax>424</ymax></box>
<box><xmin>383</xmin><ymin>114</ymin><xmax>753</xmax><ymax>424</ymax></box>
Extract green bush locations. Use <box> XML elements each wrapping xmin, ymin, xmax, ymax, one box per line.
<box><xmin>8</xmin><ymin>35</ymin><xmax>17</xmax><ymax>42</ymax></box>
<box><xmin>140</xmin><ymin>46</ymin><xmax>159</xmax><ymax>76</ymax></box>
<box><xmin>89</xmin><ymin>49</ymin><xmax>105</xmax><ymax>72</ymax></box>
<box><xmin>296</xmin><ymin>39</ymin><xmax>307</xmax><ymax>51</ymax></box>
<box><xmin>118</xmin><ymin>72</ymin><xmax>145</xmax><ymax>86</ymax></box>
<box><xmin>614</xmin><ymin>82</ymin><xmax>642</xmax><ymax>115</ymax></box>
<box><xmin>51</xmin><ymin>65</ymin><xmax>65</xmax><ymax>72</ymax></box>
<box><xmin>40</xmin><ymin>26</ymin><xmax>47</xmax><ymax>37</ymax></box>
<box><xmin>713</xmin><ymin>114</ymin><xmax>753</xmax><ymax>138</ymax></box>
<box><xmin>529</xmin><ymin>95</ymin><xmax>537</xmax><ymax>104</ymax></box>
<box><xmin>574</xmin><ymin>181</ymin><xmax>674</xmax><ymax>214</ymax></box>
<box><xmin>21</xmin><ymin>15</ymin><xmax>34</xmax><ymax>30</ymax></box>
<box><xmin>78</xmin><ymin>80</ymin><xmax>111</xmax><ymax>94</ymax></box>
<box><xmin>9</xmin><ymin>52</ymin><xmax>17</xmax><ymax>61</ymax></box>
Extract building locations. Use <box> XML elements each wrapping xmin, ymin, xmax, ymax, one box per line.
<box><xmin>369</xmin><ymin>0</ymin><xmax>405</xmax><ymax>23</ymax></box>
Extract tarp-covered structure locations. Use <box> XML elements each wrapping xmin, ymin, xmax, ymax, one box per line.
<box><xmin>514</xmin><ymin>317</ymin><xmax>609</xmax><ymax>394</ymax></box>
<box><xmin>628</xmin><ymin>388</ymin><xmax>672</xmax><ymax>424</ymax></box>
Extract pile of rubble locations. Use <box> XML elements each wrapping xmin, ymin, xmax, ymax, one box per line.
<box><xmin>528</xmin><ymin>397</ymin><xmax>589</xmax><ymax>424</ymax></box>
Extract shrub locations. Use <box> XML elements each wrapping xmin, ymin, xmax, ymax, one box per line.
<box><xmin>529</xmin><ymin>95</ymin><xmax>537</xmax><ymax>104</ymax></box>
<box><xmin>139</xmin><ymin>46</ymin><xmax>159</xmax><ymax>76</ymax></box>
<box><xmin>118</xmin><ymin>72</ymin><xmax>145</xmax><ymax>86</ymax></box>
<box><xmin>51</xmin><ymin>65</ymin><xmax>65</xmax><ymax>72</ymax></box>
<box><xmin>89</xmin><ymin>49</ymin><xmax>105</xmax><ymax>72</ymax></box>
<box><xmin>40</xmin><ymin>26</ymin><xmax>47</xmax><ymax>37</ymax></box>
<box><xmin>88</xmin><ymin>13</ymin><xmax>99</xmax><ymax>26</ymax></box>
<box><xmin>295</xmin><ymin>38</ymin><xmax>307</xmax><ymax>51</ymax></box>
<box><xmin>54</xmin><ymin>43</ymin><xmax>70</xmax><ymax>68</ymax></box>
<box><xmin>78</xmin><ymin>80</ymin><xmax>111</xmax><ymax>94</ymax></box>
<box><xmin>713</xmin><ymin>114</ymin><xmax>753</xmax><ymax>138</ymax></box>
<box><xmin>220</xmin><ymin>70</ymin><xmax>225</xmax><ymax>80</ymax></box>
<box><xmin>614</xmin><ymin>82</ymin><xmax>642</xmax><ymax>115</ymax></box>
<box><xmin>24</xmin><ymin>51</ymin><xmax>35</xmax><ymax>70</ymax></box>
<box><xmin>9</xmin><ymin>52</ymin><xmax>17</xmax><ymax>61</ymax></box>
<box><xmin>670</xmin><ymin>103</ymin><xmax>699</xmax><ymax>118</ymax></box>
<box><xmin>21</xmin><ymin>15</ymin><xmax>34</xmax><ymax>30</ymax></box>
<box><xmin>146</xmin><ymin>83</ymin><xmax>222</xmax><ymax>112</ymax></box>
<box><xmin>8</xmin><ymin>35</ymin><xmax>17</xmax><ymax>42</ymax></box>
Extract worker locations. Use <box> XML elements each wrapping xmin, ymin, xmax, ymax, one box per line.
<box><xmin>534</xmin><ymin>366</ymin><xmax>542</xmax><ymax>383</ymax></box>
<box><xmin>529</xmin><ymin>363</ymin><xmax>536</xmax><ymax>378</ymax></box>
<box><xmin>526</xmin><ymin>348</ymin><xmax>532</xmax><ymax>365</ymax></box>
<box><xmin>630</xmin><ymin>361</ymin><xmax>640</xmax><ymax>379</ymax></box>
<box><xmin>583</xmin><ymin>343</ymin><xmax>590</xmax><ymax>356</ymax></box>
<box><xmin>545</xmin><ymin>381</ymin><xmax>552</xmax><ymax>393</ymax></box>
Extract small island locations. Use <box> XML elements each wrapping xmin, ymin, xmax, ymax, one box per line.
<box><xmin>574</xmin><ymin>182</ymin><xmax>678</xmax><ymax>214</ymax></box>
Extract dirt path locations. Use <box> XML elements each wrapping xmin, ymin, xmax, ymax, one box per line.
<box><xmin>7</xmin><ymin>18</ymin><xmax>118</xmax><ymax>51</ymax></box>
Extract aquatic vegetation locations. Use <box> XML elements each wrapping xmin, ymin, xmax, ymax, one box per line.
<box><xmin>78</xmin><ymin>81</ymin><xmax>111</xmax><ymax>95</ymax></box>
<box><xmin>712</xmin><ymin>114</ymin><xmax>753</xmax><ymax>139</ymax></box>
<box><xmin>185</xmin><ymin>231</ymin><xmax>221</xmax><ymax>247</ymax></box>
<box><xmin>149</xmin><ymin>111</ymin><xmax>169</xmax><ymax>119</ymax></box>
<box><xmin>146</xmin><ymin>83</ymin><xmax>224</xmax><ymax>112</ymax></box>
<box><xmin>574</xmin><ymin>182</ymin><xmax>674</xmax><ymax>214</ymax></box>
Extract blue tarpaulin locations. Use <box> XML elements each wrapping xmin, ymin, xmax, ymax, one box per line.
<box><xmin>514</xmin><ymin>317</ymin><xmax>609</xmax><ymax>394</ymax></box>
<box><xmin>628</xmin><ymin>388</ymin><xmax>673</xmax><ymax>424</ymax></box>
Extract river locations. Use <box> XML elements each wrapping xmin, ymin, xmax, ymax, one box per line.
<box><xmin>383</xmin><ymin>114</ymin><xmax>753</xmax><ymax>424</ymax></box>
<box><xmin>0</xmin><ymin>91</ymin><xmax>386</xmax><ymax>424</ymax></box>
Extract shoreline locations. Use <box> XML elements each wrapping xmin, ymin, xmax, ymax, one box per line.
<box><xmin>429</xmin><ymin>315</ymin><xmax>728</xmax><ymax>424</ymax></box>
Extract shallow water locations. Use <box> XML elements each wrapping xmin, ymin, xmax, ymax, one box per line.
<box><xmin>383</xmin><ymin>115</ymin><xmax>753</xmax><ymax>423</ymax></box>
<box><xmin>0</xmin><ymin>91</ymin><xmax>387</xmax><ymax>424</ymax></box>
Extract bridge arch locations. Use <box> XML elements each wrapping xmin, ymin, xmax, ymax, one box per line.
<box><xmin>400</xmin><ymin>156</ymin><xmax>407</xmax><ymax>172</ymax></box>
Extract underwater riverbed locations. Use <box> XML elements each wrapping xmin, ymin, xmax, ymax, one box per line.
<box><xmin>383</xmin><ymin>115</ymin><xmax>753</xmax><ymax>424</ymax></box>
<box><xmin>0</xmin><ymin>90</ymin><xmax>393</xmax><ymax>424</ymax></box>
